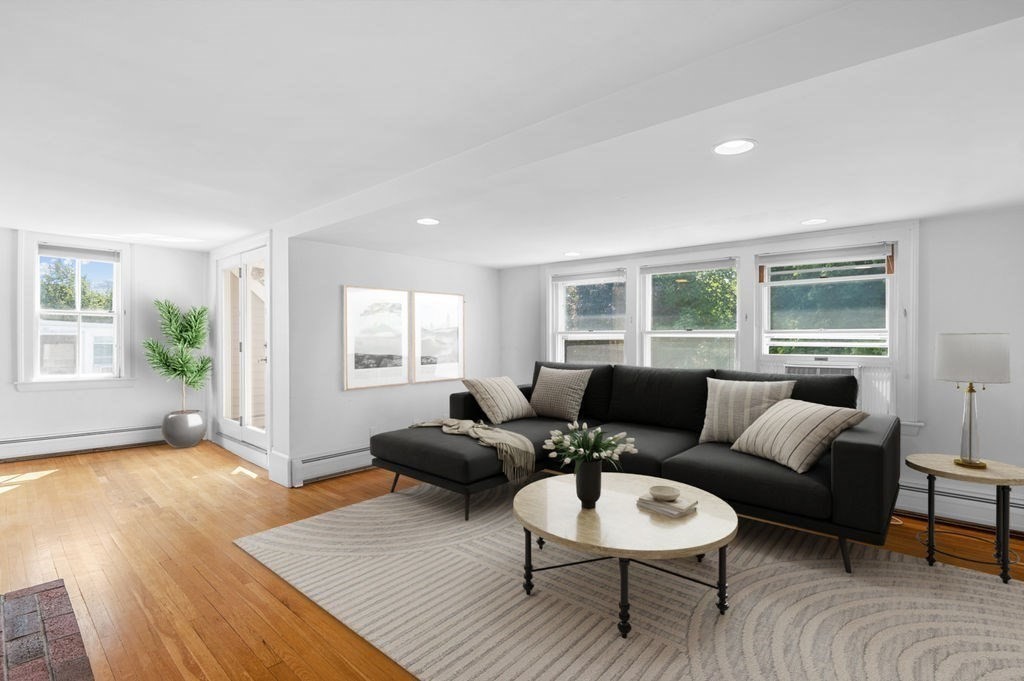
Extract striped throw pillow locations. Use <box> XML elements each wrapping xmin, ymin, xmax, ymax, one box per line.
<box><xmin>462</xmin><ymin>376</ymin><xmax>535</xmax><ymax>425</ymax></box>
<box><xmin>529</xmin><ymin>367</ymin><xmax>592</xmax><ymax>421</ymax></box>
<box><xmin>732</xmin><ymin>399</ymin><xmax>868</xmax><ymax>473</ymax></box>
<box><xmin>699</xmin><ymin>378</ymin><xmax>796</xmax><ymax>444</ymax></box>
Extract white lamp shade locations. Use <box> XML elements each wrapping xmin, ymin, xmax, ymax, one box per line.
<box><xmin>935</xmin><ymin>333</ymin><xmax>1010</xmax><ymax>384</ymax></box>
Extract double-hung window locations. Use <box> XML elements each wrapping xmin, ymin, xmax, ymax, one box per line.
<box><xmin>641</xmin><ymin>260</ymin><xmax>738</xmax><ymax>369</ymax></box>
<box><xmin>32</xmin><ymin>243</ymin><xmax>123</xmax><ymax>380</ymax></box>
<box><xmin>552</xmin><ymin>271</ymin><xmax>626</xmax><ymax>363</ymax></box>
<box><xmin>760</xmin><ymin>245</ymin><xmax>892</xmax><ymax>358</ymax></box>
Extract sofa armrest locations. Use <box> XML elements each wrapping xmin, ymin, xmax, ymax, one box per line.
<box><xmin>449</xmin><ymin>385</ymin><xmax>533</xmax><ymax>421</ymax></box>
<box><xmin>830</xmin><ymin>414</ymin><xmax>901</xmax><ymax>540</ymax></box>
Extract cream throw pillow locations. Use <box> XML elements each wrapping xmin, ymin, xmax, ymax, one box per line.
<box><xmin>529</xmin><ymin>367</ymin><xmax>592</xmax><ymax>421</ymax></box>
<box><xmin>732</xmin><ymin>398</ymin><xmax>869</xmax><ymax>473</ymax></box>
<box><xmin>462</xmin><ymin>376</ymin><xmax>535</xmax><ymax>425</ymax></box>
<box><xmin>699</xmin><ymin>378</ymin><xmax>796</xmax><ymax>444</ymax></box>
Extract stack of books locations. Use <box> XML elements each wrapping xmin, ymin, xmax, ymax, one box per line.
<box><xmin>636</xmin><ymin>494</ymin><xmax>698</xmax><ymax>518</ymax></box>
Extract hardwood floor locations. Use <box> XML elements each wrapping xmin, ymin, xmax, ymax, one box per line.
<box><xmin>1</xmin><ymin>442</ymin><xmax>1021</xmax><ymax>679</ymax></box>
<box><xmin>0</xmin><ymin>442</ymin><xmax>417</xmax><ymax>681</ymax></box>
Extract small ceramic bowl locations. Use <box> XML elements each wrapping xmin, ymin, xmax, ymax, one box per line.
<box><xmin>649</xmin><ymin>485</ymin><xmax>680</xmax><ymax>502</ymax></box>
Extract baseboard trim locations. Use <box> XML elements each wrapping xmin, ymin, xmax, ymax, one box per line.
<box><xmin>899</xmin><ymin>482</ymin><xmax>1024</xmax><ymax>509</ymax></box>
<box><xmin>211</xmin><ymin>432</ymin><xmax>268</xmax><ymax>470</ymax></box>
<box><xmin>897</xmin><ymin>482</ymin><xmax>1024</xmax><ymax>529</ymax></box>
<box><xmin>0</xmin><ymin>425</ymin><xmax>163</xmax><ymax>460</ymax></box>
<box><xmin>292</xmin><ymin>446</ymin><xmax>373</xmax><ymax>487</ymax></box>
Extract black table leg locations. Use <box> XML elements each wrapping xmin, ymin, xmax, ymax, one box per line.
<box><xmin>926</xmin><ymin>474</ymin><xmax>936</xmax><ymax>566</ymax></box>
<box><xmin>999</xmin><ymin>486</ymin><xmax>1011</xmax><ymax>584</ymax></box>
<box><xmin>717</xmin><ymin>545</ymin><xmax>729</xmax><ymax>615</ymax></box>
<box><xmin>618</xmin><ymin>558</ymin><xmax>631</xmax><ymax>638</ymax></box>
<box><xmin>523</xmin><ymin>528</ymin><xmax>534</xmax><ymax>595</ymax></box>
<box><xmin>995</xmin><ymin>487</ymin><xmax>1005</xmax><ymax>563</ymax></box>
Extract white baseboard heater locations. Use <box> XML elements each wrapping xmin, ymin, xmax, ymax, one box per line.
<box><xmin>0</xmin><ymin>425</ymin><xmax>163</xmax><ymax>461</ymax></box>
<box><xmin>292</xmin><ymin>446</ymin><xmax>373</xmax><ymax>486</ymax></box>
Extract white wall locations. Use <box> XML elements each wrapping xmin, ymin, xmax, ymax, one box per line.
<box><xmin>898</xmin><ymin>205</ymin><xmax>1024</xmax><ymax>524</ymax></box>
<box><xmin>496</xmin><ymin>206</ymin><xmax>1024</xmax><ymax>525</ymax></box>
<box><xmin>499</xmin><ymin>266</ymin><xmax>544</xmax><ymax>383</ymax></box>
<box><xmin>0</xmin><ymin>228</ymin><xmax>209</xmax><ymax>458</ymax></box>
<box><xmin>287</xmin><ymin>238</ymin><xmax>501</xmax><ymax>473</ymax></box>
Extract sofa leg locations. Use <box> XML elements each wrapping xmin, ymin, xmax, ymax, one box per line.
<box><xmin>389</xmin><ymin>472</ymin><xmax>400</xmax><ymax>493</ymax></box>
<box><xmin>838</xmin><ymin>536</ymin><xmax>852</xmax><ymax>574</ymax></box>
<box><xmin>464</xmin><ymin>493</ymin><xmax>470</xmax><ymax>521</ymax></box>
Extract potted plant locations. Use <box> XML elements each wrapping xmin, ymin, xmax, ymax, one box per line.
<box><xmin>544</xmin><ymin>422</ymin><xmax>637</xmax><ymax>509</ymax></box>
<box><xmin>143</xmin><ymin>300</ymin><xmax>213</xmax><ymax>448</ymax></box>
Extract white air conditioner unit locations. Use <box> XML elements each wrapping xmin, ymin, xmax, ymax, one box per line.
<box><xmin>783</xmin><ymin>362</ymin><xmax>861</xmax><ymax>382</ymax></box>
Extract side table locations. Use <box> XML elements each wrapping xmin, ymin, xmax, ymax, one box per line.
<box><xmin>905</xmin><ymin>453</ymin><xmax>1024</xmax><ymax>583</ymax></box>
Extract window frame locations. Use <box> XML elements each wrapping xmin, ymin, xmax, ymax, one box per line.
<box><xmin>17</xmin><ymin>232</ymin><xmax>133</xmax><ymax>389</ymax></box>
<box><xmin>551</xmin><ymin>270</ymin><xmax>627</xmax><ymax>363</ymax></box>
<box><xmin>758</xmin><ymin>245</ymin><xmax>894</xmax><ymax>365</ymax></box>
<box><xmin>640</xmin><ymin>259</ymin><xmax>739</xmax><ymax>370</ymax></box>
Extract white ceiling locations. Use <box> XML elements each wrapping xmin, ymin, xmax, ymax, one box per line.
<box><xmin>3</xmin><ymin>1</ymin><xmax>1024</xmax><ymax>264</ymax></box>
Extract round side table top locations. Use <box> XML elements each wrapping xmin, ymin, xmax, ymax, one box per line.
<box><xmin>906</xmin><ymin>453</ymin><xmax>1024</xmax><ymax>486</ymax></box>
<box><xmin>512</xmin><ymin>472</ymin><xmax>738</xmax><ymax>560</ymax></box>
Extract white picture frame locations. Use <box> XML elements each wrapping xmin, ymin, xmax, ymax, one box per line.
<box><xmin>343</xmin><ymin>286</ymin><xmax>410</xmax><ymax>390</ymax></box>
<box><xmin>413</xmin><ymin>291</ymin><xmax>464</xmax><ymax>383</ymax></box>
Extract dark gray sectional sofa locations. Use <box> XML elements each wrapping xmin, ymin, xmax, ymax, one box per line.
<box><xmin>370</xmin><ymin>361</ymin><xmax>901</xmax><ymax>572</ymax></box>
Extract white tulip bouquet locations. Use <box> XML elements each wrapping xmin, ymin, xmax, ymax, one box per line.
<box><xmin>543</xmin><ymin>421</ymin><xmax>638</xmax><ymax>470</ymax></box>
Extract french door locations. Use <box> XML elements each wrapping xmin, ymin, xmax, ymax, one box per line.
<box><xmin>217</xmin><ymin>247</ymin><xmax>269</xmax><ymax>457</ymax></box>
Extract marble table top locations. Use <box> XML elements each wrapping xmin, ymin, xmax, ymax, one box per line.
<box><xmin>906</xmin><ymin>453</ymin><xmax>1024</xmax><ymax>486</ymax></box>
<box><xmin>512</xmin><ymin>472</ymin><xmax>738</xmax><ymax>559</ymax></box>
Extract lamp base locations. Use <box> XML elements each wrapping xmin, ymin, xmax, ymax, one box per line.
<box><xmin>954</xmin><ymin>457</ymin><xmax>987</xmax><ymax>469</ymax></box>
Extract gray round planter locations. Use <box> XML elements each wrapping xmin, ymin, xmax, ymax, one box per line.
<box><xmin>163</xmin><ymin>410</ymin><xmax>206</xmax><ymax>448</ymax></box>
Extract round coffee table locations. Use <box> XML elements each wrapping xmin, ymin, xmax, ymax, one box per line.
<box><xmin>512</xmin><ymin>472</ymin><xmax>738</xmax><ymax>637</ymax></box>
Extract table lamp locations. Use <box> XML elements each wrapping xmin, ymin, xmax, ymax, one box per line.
<box><xmin>935</xmin><ymin>333</ymin><xmax>1011</xmax><ymax>469</ymax></box>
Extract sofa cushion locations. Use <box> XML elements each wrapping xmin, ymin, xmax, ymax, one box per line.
<box><xmin>732</xmin><ymin>399</ymin><xmax>868</xmax><ymax>473</ymax></box>
<box><xmin>661</xmin><ymin>443</ymin><xmax>832</xmax><ymax>519</ymax></box>
<box><xmin>596</xmin><ymin>421</ymin><xmax>698</xmax><ymax>477</ymax></box>
<box><xmin>699</xmin><ymin>378</ymin><xmax>795</xmax><ymax>443</ymax></box>
<box><xmin>715</xmin><ymin>369</ymin><xmax>857</xmax><ymax>409</ymax></box>
<box><xmin>370</xmin><ymin>428</ymin><xmax>505</xmax><ymax>484</ymax></box>
<box><xmin>370</xmin><ymin>417</ymin><xmax>567</xmax><ymax>484</ymax></box>
<box><xmin>498</xmin><ymin>417</ymin><xmax>580</xmax><ymax>455</ymax></box>
<box><xmin>530</xmin><ymin>366</ymin><xmax>592</xmax><ymax>421</ymax></box>
<box><xmin>607</xmin><ymin>365</ymin><xmax>714</xmax><ymax>431</ymax></box>
<box><xmin>462</xmin><ymin>376</ymin><xmax>535</xmax><ymax>424</ymax></box>
<box><xmin>533</xmin><ymin>361</ymin><xmax>614</xmax><ymax>421</ymax></box>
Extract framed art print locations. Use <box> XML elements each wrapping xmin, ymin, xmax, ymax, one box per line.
<box><xmin>413</xmin><ymin>291</ymin><xmax>464</xmax><ymax>382</ymax></box>
<box><xmin>343</xmin><ymin>286</ymin><xmax>409</xmax><ymax>389</ymax></box>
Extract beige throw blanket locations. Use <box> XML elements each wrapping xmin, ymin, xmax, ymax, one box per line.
<box><xmin>411</xmin><ymin>418</ymin><xmax>536</xmax><ymax>484</ymax></box>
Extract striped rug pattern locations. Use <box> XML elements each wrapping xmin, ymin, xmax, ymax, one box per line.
<box><xmin>236</xmin><ymin>485</ymin><xmax>1024</xmax><ymax>681</ymax></box>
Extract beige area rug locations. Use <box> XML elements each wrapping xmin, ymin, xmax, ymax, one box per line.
<box><xmin>236</xmin><ymin>485</ymin><xmax>1024</xmax><ymax>681</ymax></box>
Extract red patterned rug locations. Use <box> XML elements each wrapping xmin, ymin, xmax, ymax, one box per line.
<box><xmin>1</xmin><ymin>579</ymin><xmax>94</xmax><ymax>681</ymax></box>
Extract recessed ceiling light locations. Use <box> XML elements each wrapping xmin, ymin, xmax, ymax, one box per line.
<box><xmin>416</xmin><ymin>217</ymin><xmax>440</xmax><ymax>226</ymax></box>
<box><xmin>713</xmin><ymin>139</ymin><xmax>757</xmax><ymax>156</ymax></box>
<box><xmin>800</xmin><ymin>218</ymin><xmax>828</xmax><ymax>226</ymax></box>
<box><xmin>564</xmin><ymin>251</ymin><xmax>581</xmax><ymax>258</ymax></box>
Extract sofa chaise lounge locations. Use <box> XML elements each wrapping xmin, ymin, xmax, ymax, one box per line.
<box><xmin>369</xmin><ymin>361</ymin><xmax>901</xmax><ymax>572</ymax></box>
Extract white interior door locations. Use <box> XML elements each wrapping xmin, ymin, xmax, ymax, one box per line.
<box><xmin>217</xmin><ymin>247</ymin><xmax>269</xmax><ymax>455</ymax></box>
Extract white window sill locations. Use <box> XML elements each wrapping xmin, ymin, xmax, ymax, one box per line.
<box><xmin>15</xmin><ymin>378</ymin><xmax>136</xmax><ymax>392</ymax></box>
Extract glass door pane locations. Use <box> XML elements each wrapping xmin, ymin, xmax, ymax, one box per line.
<box><xmin>223</xmin><ymin>267</ymin><xmax>242</xmax><ymax>423</ymax></box>
<box><xmin>245</xmin><ymin>257</ymin><xmax>267</xmax><ymax>432</ymax></box>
